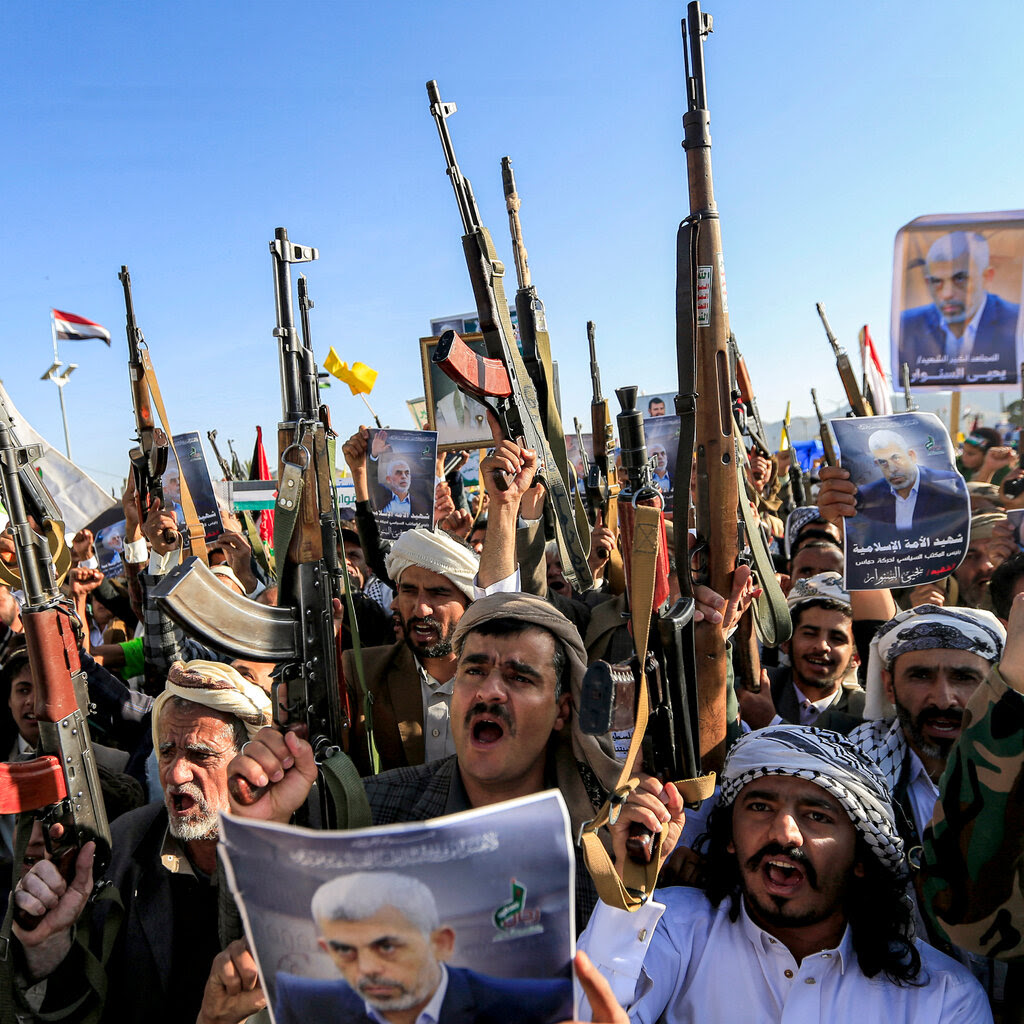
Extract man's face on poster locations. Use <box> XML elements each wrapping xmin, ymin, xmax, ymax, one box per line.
<box><xmin>318</xmin><ymin>905</ymin><xmax>453</xmax><ymax>1017</ymax></box>
<box><xmin>648</xmin><ymin>399</ymin><xmax>666</xmax><ymax>417</ymax></box>
<box><xmin>386</xmin><ymin>459</ymin><xmax>412</xmax><ymax>499</ymax></box>
<box><xmin>650</xmin><ymin>443</ymin><xmax>668</xmax><ymax>475</ymax></box>
<box><xmin>924</xmin><ymin>252</ymin><xmax>988</xmax><ymax>326</ymax></box>
<box><xmin>872</xmin><ymin>441</ymin><xmax>917</xmax><ymax>494</ymax></box>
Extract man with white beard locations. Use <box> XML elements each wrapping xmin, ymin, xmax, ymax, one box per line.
<box><xmin>11</xmin><ymin>660</ymin><xmax>272</xmax><ymax>1024</ymax></box>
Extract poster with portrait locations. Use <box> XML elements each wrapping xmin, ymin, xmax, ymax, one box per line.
<box><xmin>219</xmin><ymin>791</ymin><xmax>575</xmax><ymax>1024</ymax></box>
<box><xmin>93</xmin><ymin>515</ymin><xmax>127</xmax><ymax>578</ymax></box>
<box><xmin>420</xmin><ymin>334</ymin><xmax>493</xmax><ymax>452</ymax></box>
<box><xmin>891</xmin><ymin>211</ymin><xmax>1024</xmax><ymax>389</ymax></box>
<box><xmin>366</xmin><ymin>427</ymin><xmax>438</xmax><ymax>542</ymax></box>
<box><xmin>831</xmin><ymin>412</ymin><xmax>970</xmax><ymax>590</ymax></box>
<box><xmin>163</xmin><ymin>432</ymin><xmax>223</xmax><ymax>544</ymax></box>
<box><xmin>644</xmin><ymin>414</ymin><xmax>681</xmax><ymax>513</ymax></box>
<box><xmin>637</xmin><ymin>392</ymin><xmax>676</xmax><ymax>419</ymax></box>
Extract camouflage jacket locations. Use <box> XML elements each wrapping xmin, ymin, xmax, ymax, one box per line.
<box><xmin>919</xmin><ymin>665</ymin><xmax>1024</xmax><ymax>961</ymax></box>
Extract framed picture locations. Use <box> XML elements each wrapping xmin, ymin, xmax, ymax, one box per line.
<box><xmin>420</xmin><ymin>333</ymin><xmax>494</xmax><ymax>452</ymax></box>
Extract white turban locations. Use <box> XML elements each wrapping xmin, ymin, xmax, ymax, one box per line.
<box><xmin>720</xmin><ymin>725</ymin><xmax>904</xmax><ymax>872</ymax></box>
<box><xmin>384</xmin><ymin>526</ymin><xmax>479</xmax><ymax>601</ymax></box>
<box><xmin>863</xmin><ymin>606</ymin><xmax>1005</xmax><ymax>721</ymax></box>
<box><xmin>151</xmin><ymin>660</ymin><xmax>273</xmax><ymax>750</ymax></box>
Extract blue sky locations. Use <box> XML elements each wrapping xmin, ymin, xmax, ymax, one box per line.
<box><xmin>3</xmin><ymin>0</ymin><xmax>1023</xmax><ymax>489</ymax></box>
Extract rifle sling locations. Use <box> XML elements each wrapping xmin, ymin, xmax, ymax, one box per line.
<box><xmin>580</xmin><ymin>505</ymin><xmax>715</xmax><ymax>912</ymax></box>
<box><xmin>140</xmin><ymin>351</ymin><xmax>208</xmax><ymax>563</ymax></box>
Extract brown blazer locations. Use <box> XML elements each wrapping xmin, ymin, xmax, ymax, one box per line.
<box><xmin>343</xmin><ymin>641</ymin><xmax>425</xmax><ymax>775</ymax></box>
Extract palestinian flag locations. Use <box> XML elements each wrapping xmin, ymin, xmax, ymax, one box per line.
<box><xmin>52</xmin><ymin>309</ymin><xmax>111</xmax><ymax>345</ymax></box>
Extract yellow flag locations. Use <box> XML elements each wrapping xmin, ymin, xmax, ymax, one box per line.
<box><xmin>779</xmin><ymin>401</ymin><xmax>792</xmax><ymax>451</ymax></box>
<box><xmin>324</xmin><ymin>347</ymin><xmax>378</xmax><ymax>395</ymax></box>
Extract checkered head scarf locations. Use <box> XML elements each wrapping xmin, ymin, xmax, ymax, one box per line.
<box><xmin>719</xmin><ymin>725</ymin><xmax>904</xmax><ymax>871</ymax></box>
<box><xmin>784</xmin><ymin>507</ymin><xmax>825</xmax><ymax>559</ymax></box>
<box><xmin>863</xmin><ymin>606</ymin><xmax>1005</xmax><ymax>721</ymax></box>
<box><xmin>786</xmin><ymin>571</ymin><xmax>851</xmax><ymax>614</ymax></box>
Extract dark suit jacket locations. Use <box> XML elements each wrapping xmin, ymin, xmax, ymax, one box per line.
<box><xmin>856</xmin><ymin>463</ymin><xmax>966</xmax><ymax>531</ymax></box>
<box><xmin>900</xmin><ymin>292</ymin><xmax>1020</xmax><ymax>384</ymax></box>
<box><xmin>767</xmin><ymin>666</ymin><xmax>865</xmax><ymax>735</ymax></box>
<box><xmin>274</xmin><ymin>965</ymin><xmax>571</xmax><ymax>1024</ymax></box>
<box><xmin>371</xmin><ymin>479</ymin><xmax>433</xmax><ymax>518</ymax></box>
<box><xmin>343</xmin><ymin>640</ymin><xmax>425</xmax><ymax>774</ymax></box>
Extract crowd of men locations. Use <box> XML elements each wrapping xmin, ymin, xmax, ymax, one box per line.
<box><xmin>0</xmin><ymin>406</ymin><xmax>1022</xmax><ymax>1024</ymax></box>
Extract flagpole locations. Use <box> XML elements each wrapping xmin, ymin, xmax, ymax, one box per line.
<box><xmin>359</xmin><ymin>393</ymin><xmax>382</xmax><ymax>428</ymax></box>
<box><xmin>44</xmin><ymin>313</ymin><xmax>75</xmax><ymax>460</ymax></box>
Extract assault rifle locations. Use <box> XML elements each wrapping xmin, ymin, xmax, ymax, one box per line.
<box><xmin>676</xmin><ymin>3</ymin><xmax>790</xmax><ymax>755</ymax></box>
<box><xmin>206</xmin><ymin>429</ymin><xmax>234</xmax><ymax>481</ymax></box>
<box><xmin>501</xmin><ymin>156</ymin><xmax>588</xmax><ymax>546</ymax></box>
<box><xmin>580</xmin><ymin>387</ymin><xmax>701</xmax><ymax>787</ymax></box>
<box><xmin>810</xmin><ymin>388</ymin><xmax>838</xmax><ymax>467</ymax></box>
<box><xmin>154</xmin><ymin>228</ymin><xmax>369</xmax><ymax>827</ymax></box>
<box><xmin>587</xmin><ymin>322</ymin><xmax>620</xmax><ymax>518</ymax></box>
<box><xmin>120</xmin><ymin>266</ymin><xmax>175</xmax><ymax>548</ymax></box>
<box><xmin>816</xmin><ymin>302</ymin><xmax>874</xmax><ymax>417</ymax></box>
<box><xmin>0</xmin><ymin>395</ymin><xmax>111</xmax><ymax>913</ymax></box>
<box><xmin>426</xmin><ymin>81</ymin><xmax>592</xmax><ymax>591</ymax></box>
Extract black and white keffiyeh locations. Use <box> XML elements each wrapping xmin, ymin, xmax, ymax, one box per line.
<box><xmin>863</xmin><ymin>606</ymin><xmax>1004</xmax><ymax>721</ymax></box>
<box><xmin>719</xmin><ymin>725</ymin><xmax>904</xmax><ymax>871</ymax></box>
<box><xmin>784</xmin><ymin>507</ymin><xmax>825</xmax><ymax>560</ymax></box>
<box><xmin>786</xmin><ymin>571</ymin><xmax>850</xmax><ymax>613</ymax></box>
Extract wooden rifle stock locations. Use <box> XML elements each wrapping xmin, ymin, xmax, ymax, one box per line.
<box><xmin>677</xmin><ymin>2</ymin><xmax>738</xmax><ymax>771</ymax></box>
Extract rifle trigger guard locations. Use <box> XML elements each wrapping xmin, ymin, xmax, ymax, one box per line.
<box><xmin>631</xmin><ymin>486</ymin><xmax>663</xmax><ymax>511</ymax></box>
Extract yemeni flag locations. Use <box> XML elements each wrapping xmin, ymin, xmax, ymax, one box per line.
<box><xmin>51</xmin><ymin>309</ymin><xmax>111</xmax><ymax>345</ymax></box>
<box><xmin>859</xmin><ymin>324</ymin><xmax>893</xmax><ymax>416</ymax></box>
<box><xmin>249</xmin><ymin>425</ymin><xmax>275</xmax><ymax>546</ymax></box>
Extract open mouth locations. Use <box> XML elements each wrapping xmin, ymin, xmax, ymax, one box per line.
<box><xmin>762</xmin><ymin>858</ymin><xmax>806</xmax><ymax>894</ymax></box>
<box><xmin>803</xmin><ymin>656</ymin><xmax>834</xmax><ymax>674</ymax></box>
<box><xmin>471</xmin><ymin>717</ymin><xmax>505</xmax><ymax>745</ymax></box>
<box><xmin>171</xmin><ymin>792</ymin><xmax>197</xmax><ymax>815</ymax></box>
<box><xmin>922</xmin><ymin>715</ymin><xmax>962</xmax><ymax>739</ymax></box>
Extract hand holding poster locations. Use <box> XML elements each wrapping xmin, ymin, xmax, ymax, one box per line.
<box><xmin>366</xmin><ymin>428</ymin><xmax>438</xmax><ymax>542</ymax></box>
<box><xmin>830</xmin><ymin>412</ymin><xmax>970</xmax><ymax>590</ymax></box>
<box><xmin>218</xmin><ymin>791</ymin><xmax>575</xmax><ymax>1024</ymax></box>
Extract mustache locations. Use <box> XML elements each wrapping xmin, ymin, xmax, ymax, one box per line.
<box><xmin>917</xmin><ymin>707</ymin><xmax>965</xmax><ymax>728</ymax></box>
<box><xmin>464</xmin><ymin>701</ymin><xmax>514</xmax><ymax>731</ymax></box>
<box><xmin>405</xmin><ymin>616</ymin><xmax>444</xmax><ymax>632</ymax></box>
<box><xmin>745</xmin><ymin>842</ymin><xmax>818</xmax><ymax>889</ymax></box>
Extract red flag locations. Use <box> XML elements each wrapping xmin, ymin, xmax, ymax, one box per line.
<box><xmin>858</xmin><ymin>324</ymin><xmax>893</xmax><ymax>416</ymax></box>
<box><xmin>250</xmin><ymin>426</ymin><xmax>275</xmax><ymax>545</ymax></box>
<box><xmin>51</xmin><ymin>309</ymin><xmax>111</xmax><ymax>345</ymax></box>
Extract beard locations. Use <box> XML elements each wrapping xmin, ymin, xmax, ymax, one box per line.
<box><xmin>402</xmin><ymin>615</ymin><xmax>454</xmax><ymax>658</ymax></box>
<box><xmin>165</xmin><ymin>782</ymin><xmax>220</xmax><ymax>842</ymax></box>
<box><xmin>358</xmin><ymin>977</ymin><xmax>426</xmax><ymax>1012</ymax></box>
<box><xmin>895</xmin><ymin>700</ymin><xmax>963</xmax><ymax>762</ymax></box>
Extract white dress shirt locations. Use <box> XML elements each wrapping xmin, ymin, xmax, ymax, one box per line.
<box><xmin>889</xmin><ymin>465</ymin><xmax>920</xmax><ymax>532</ymax></box>
<box><xmin>578</xmin><ymin>887</ymin><xmax>991</xmax><ymax>1023</ymax></box>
